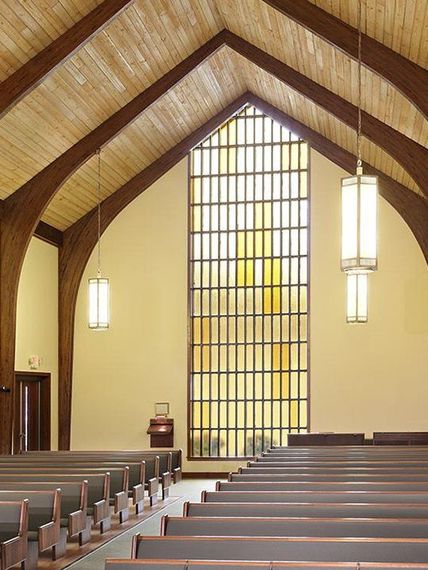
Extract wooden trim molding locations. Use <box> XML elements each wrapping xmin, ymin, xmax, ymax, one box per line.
<box><xmin>0</xmin><ymin>0</ymin><xmax>134</xmax><ymax>119</ymax></box>
<box><xmin>57</xmin><ymin>93</ymin><xmax>428</xmax><ymax>450</ymax></box>
<box><xmin>225</xmin><ymin>31</ymin><xmax>428</xmax><ymax>198</ymax></box>
<box><xmin>262</xmin><ymin>0</ymin><xmax>428</xmax><ymax>120</ymax></box>
<box><xmin>57</xmin><ymin>94</ymin><xmax>249</xmax><ymax>449</ymax></box>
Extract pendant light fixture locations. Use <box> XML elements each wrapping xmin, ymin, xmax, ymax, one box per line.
<box><xmin>346</xmin><ymin>273</ymin><xmax>368</xmax><ymax>324</ymax></box>
<box><xmin>341</xmin><ymin>0</ymin><xmax>378</xmax><ymax>275</ymax></box>
<box><xmin>88</xmin><ymin>149</ymin><xmax>110</xmax><ymax>330</ymax></box>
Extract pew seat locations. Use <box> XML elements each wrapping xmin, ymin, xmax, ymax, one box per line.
<box><xmin>202</xmin><ymin>490</ymin><xmax>428</xmax><ymax>503</ymax></box>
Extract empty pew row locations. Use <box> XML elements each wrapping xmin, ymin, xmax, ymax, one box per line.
<box><xmin>160</xmin><ymin>514</ymin><xmax>428</xmax><ymax>538</ymax></box>
<box><xmin>201</xmin><ymin>490</ymin><xmax>428</xmax><ymax>503</ymax></box>
<box><xmin>0</xmin><ymin>465</ymin><xmax>133</xmax><ymax>524</ymax></box>
<box><xmin>0</xmin><ymin>456</ymin><xmax>160</xmax><ymax>506</ymax></box>
<box><xmin>130</xmin><ymin>535</ymin><xmax>428</xmax><ymax>563</ymax></box>
<box><xmin>105</xmin><ymin>562</ymin><xmax>428</xmax><ymax>570</ymax></box>
<box><xmin>254</xmin><ymin>458</ymin><xmax>428</xmax><ymax>467</ymax></box>
<box><xmin>216</xmin><ymin>481</ymin><xmax>428</xmax><ymax>492</ymax></box>
<box><xmin>233</xmin><ymin>471</ymin><xmax>428</xmax><ymax>482</ymax></box>
<box><xmin>245</xmin><ymin>464</ymin><xmax>428</xmax><ymax>474</ymax></box>
<box><xmin>183</xmin><ymin>500</ymin><xmax>428</xmax><ymax>519</ymax></box>
<box><xmin>0</xmin><ymin>489</ymin><xmax>61</xmax><ymax>569</ymax></box>
<box><xmin>23</xmin><ymin>450</ymin><xmax>183</xmax><ymax>485</ymax></box>
<box><xmin>0</xmin><ymin>500</ymin><xmax>28</xmax><ymax>570</ymax></box>
<box><xmin>0</xmin><ymin>472</ymin><xmax>110</xmax><ymax>534</ymax></box>
<box><xmin>0</xmin><ymin>481</ymin><xmax>87</xmax><ymax>544</ymax></box>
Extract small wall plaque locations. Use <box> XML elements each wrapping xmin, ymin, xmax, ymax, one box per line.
<box><xmin>155</xmin><ymin>402</ymin><xmax>169</xmax><ymax>417</ymax></box>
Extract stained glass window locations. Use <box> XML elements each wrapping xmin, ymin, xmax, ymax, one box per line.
<box><xmin>188</xmin><ymin>105</ymin><xmax>309</xmax><ymax>458</ymax></box>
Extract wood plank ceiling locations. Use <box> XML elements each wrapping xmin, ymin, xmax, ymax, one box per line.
<box><xmin>0</xmin><ymin>0</ymin><xmax>426</xmax><ymax>230</ymax></box>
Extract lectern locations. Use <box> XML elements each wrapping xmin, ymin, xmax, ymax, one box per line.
<box><xmin>147</xmin><ymin>417</ymin><xmax>174</xmax><ymax>447</ymax></box>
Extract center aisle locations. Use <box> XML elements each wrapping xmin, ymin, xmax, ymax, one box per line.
<box><xmin>67</xmin><ymin>479</ymin><xmax>219</xmax><ymax>570</ymax></box>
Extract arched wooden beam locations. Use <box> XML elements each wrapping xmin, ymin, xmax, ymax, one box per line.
<box><xmin>57</xmin><ymin>93</ymin><xmax>249</xmax><ymax>449</ymax></box>
<box><xmin>57</xmin><ymin>92</ymin><xmax>428</xmax><ymax>449</ymax></box>
<box><xmin>262</xmin><ymin>0</ymin><xmax>428</xmax><ymax>120</ymax></box>
<box><xmin>0</xmin><ymin>0</ymin><xmax>134</xmax><ymax>119</ymax></box>
<box><xmin>0</xmin><ymin>31</ymin><xmax>227</xmax><ymax>454</ymax></box>
<box><xmin>225</xmin><ymin>31</ymin><xmax>428</xmax><ymax>197</ymax></box>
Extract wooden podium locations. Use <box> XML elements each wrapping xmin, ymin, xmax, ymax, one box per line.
<box><xmin>147</xmin><ymin>417</ymin><xmax>174</xmax><ymax>447</ymax></box>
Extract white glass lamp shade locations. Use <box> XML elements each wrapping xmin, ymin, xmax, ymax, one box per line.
<box><xmin>341</xmin><ymin>168</ymin><xmax>378</xmax><ymax>273</ymax></box>
<box><xmin>346</xmin><ymin>273</ymin><xmax>368</xmax><ymax>323</ymax></box>
<box><xmin>88</xmin><ymin>277</ymin><xmax>110</xmax><ymax>330</ymax></box>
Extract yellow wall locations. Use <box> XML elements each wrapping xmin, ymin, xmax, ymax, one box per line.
<box><xmin>16</xmin><ymin>237</ymin><xmax>59</xmax><ymax>449</ymax></box>
<box><xmin>71</xmin><ymin>152</ymin><xmax>428</xmax><ymax>469</ymax></box>
<box><xmin>310</xmin><ymin>150</ymin><xmax>428</xmax><ymax>435</ymax></box>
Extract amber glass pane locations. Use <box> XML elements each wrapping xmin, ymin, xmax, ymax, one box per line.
<box><xmin>190</xmin><ymin>105</ymin><xmax>309</xmax><ymax>457</ymax></box>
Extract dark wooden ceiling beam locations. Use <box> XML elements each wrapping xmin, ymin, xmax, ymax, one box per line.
<box><xmin>262</xmin><ymin>0</ymin><xmax>428</xmax><ymax>119</ymax></box>
<box><xmin>57</xmin><ymin>93</ymin><xmax>249</xmax><ymax>449</ymax></box>
<box><xmin>225</xmin><ymin>31</ymin><xmax>428</xmax><ymax>198</ymax></box>
<box><xmin>0</xmin><ymin>31</ymin><xmax>227</xmax><ymax>454</ymax></box>
<box><xmin>0</xmin><ymin>0</ymin><xmax>134</xmax><ymax>119</ymax></box>
<box><xmin>34</xmin><ymin>221</ymin><xmax>63</xmax><ymax>247</ymax></box>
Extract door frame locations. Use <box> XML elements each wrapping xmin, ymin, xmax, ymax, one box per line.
<box><xmin>14</xmin><ymin>371</ymin><xmax>51</xmax><ymax>452</ymax></box>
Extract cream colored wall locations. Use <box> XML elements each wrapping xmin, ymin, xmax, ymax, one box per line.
<box><xmin>16</xmin><ymin>237</ymin><xmax>59</xmax><ymax>449</ymax></box>
<box><xmin>71</xmin><ymin>152</ymin><xmax>428</xmax><ymax>470</ymax></box>
<box><xmin>310</xmin><ymin>150</ymin><xmax>428</xmax><ymax>435</ymax></box>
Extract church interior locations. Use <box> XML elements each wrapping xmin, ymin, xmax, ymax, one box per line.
<box><xmin>0</xmin><ymin>0</ymin><xmax>427</xmax><ymax>568</ymax></box>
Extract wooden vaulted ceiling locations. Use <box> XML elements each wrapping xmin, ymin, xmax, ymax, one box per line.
<box><xmin>0</xmin><ymin>0</ymin><xmax>427</xmax><ymax>231</ymax></box>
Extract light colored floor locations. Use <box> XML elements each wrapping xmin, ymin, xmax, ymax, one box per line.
<box><xmin>66</xmin><ymin>478</ymin><xmax>218</xmax><ymax>570</ymax></box>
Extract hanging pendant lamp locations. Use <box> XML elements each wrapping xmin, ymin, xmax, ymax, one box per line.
<box><xmin>88</xmin><ymin>149</ymin><xmax>110</xmax><ymax>330</ymax></box>
<box><xmin>341</xmin><ymin>0</ymin><xmax>378</xmax><ymax>276</ymax></box>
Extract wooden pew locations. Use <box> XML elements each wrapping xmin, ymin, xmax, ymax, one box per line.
<box><xmin>287</xmin><ymin>434</ymin><xmax>366</xmax><ymax>446</ymax></box>
<box><xmin>0</xmin><ymin>500</ymin><xmax>28</xmax><ymax>570</ymax></box>
<box><xmin>201</xmin><ymin>490</ymin><xmax>428</xmax><ymax>504</ymax></box>
<box><xmin>22</xmin><ymin>451</ymin><xmax>176</xmax><ymax>496</ymax></box>
<box><xmin>183</xmin><ymin>500</ymin><xmax>428</xmax><ymax>519</ymax></box>
<box><xmin>0</xmin><ymin>464</ymin><xmax>131</xmax><ymax>522</ymax></box>
<box><xmin>216</xmin><ymin>481</ymin><xmax>428</xmax><ymax>492</ymax></box>
<box><xmin>374</xmin><ymin>433</ymin><xmax>428</xmax><ymax>446</ymax></box>
<box><xmin>0</xmin><ymin>481</ymin><xmax>88</xmax><ymax>545</ymax></box>
<box><xmin>130</xmin><ymin>535</ymin><xmax>428</xmax><ymax>563</ymax></box>
<box><xmin>245</xmin><ymin>463</ymin><xmax>428</xmax><ymax>474</ymax></box>
<box><xmin>256</xmin><ymin>455</ymin><xmax>428</xmax><ymax>469</ymax></box>
<box><xmin>0</xmin><ymin>472</ymin><xmax>110</xmax><ymax>533</ymax></box>
<box><xmin>105</xmin><ymin>561</ymin><xmax>428</xmax><ymax>570</ymax></box>
<box><xmin>11</xmin><ymin>452</ymin><xmax>162</xmax><ymax>502</ymax></box>
<box><xmin>160</xmin><ymin>514</ymin><xmax>428</xmax><ymax>538</ymax></box>
<box><xmin>0</xmin><ymin>489</ymin><xmax>61</xmax><ymax>568</ymax></box>
<box><xmin>238</xmin><ymin>469</ymin><xmax>428</xmax><ymax>481</ymax></box>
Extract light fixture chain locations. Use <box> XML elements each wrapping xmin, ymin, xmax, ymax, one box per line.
<box><xmin>357</xmin><ymin>0</ymin><xmax>362</xmax><ymax>169</ymax></box>
<box><xmin>97</xmin><ymin>148</ymin><xmax>101</xmax><ymax>277</ymax></box>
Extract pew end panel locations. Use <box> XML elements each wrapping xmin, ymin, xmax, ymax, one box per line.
<box><xmin>182</xmin><ymin>502</ymin><xmax>190</xmax><ymax>517</ymax></box>
<box><xmin>147</xmin><ymin>479</ymin><xmax>159</xmax><ymax>507</ymax></box>
<box><xmin>0</xmin><ymin>499</ymin><xmax>28</xmax><ymax>570</ymax></box>
<box><xmin>94</xmin><ymin>473</ymin><xmax>111</xmax><ymax>533</ymax></box>
<box><xmin>115</xmin><ymin>467</ymin><xmax>130</xmax><ymax>524</ymax></box>
<box><xmin>161</xmin><ymin>473</ymin><xmax>172</xmax><ymax>500</ymax></box>
<box><xmin>133</xmin><ymin>461</ymin><xmax>146</xmax><ymax>515</ymax></box>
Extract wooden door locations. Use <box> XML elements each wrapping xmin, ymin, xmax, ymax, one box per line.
<box><xmin>14</xmin><ymin>373</ymin><xmax>51</xmax><ymax>452</ymax></box>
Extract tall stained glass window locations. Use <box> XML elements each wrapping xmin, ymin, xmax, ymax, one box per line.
<box><xmin>189</xmin><ymin>105</ymin><xmax>309</xmax><ymax>458</ymax></box>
